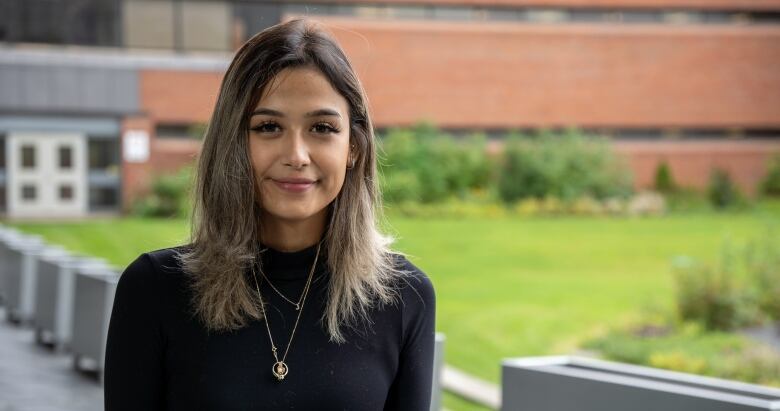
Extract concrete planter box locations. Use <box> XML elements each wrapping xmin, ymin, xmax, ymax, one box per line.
<box><xmin>34</xmin><ymin>253</ymin><xmax>110</xmax><ymax>351</ymax></box>
<box><xmin>432</xmin><ymin>332</ymin><xmax>446</xmax><ymax>411</ymax></box>
<box><xmin>0</xmin><ymin>226</ymin><xmax>24</xmax><ymax>304</ymax></box>
<box><xmin>1</xmin><ymin>234</ymin><xmax>57</xmax><ymax>324</ymax></box>
<box><xmin>70</xmin><ymin>264</ymin><xmax>119</xmax><ymax>383</ymax></box>
<box><xmin>502</xmin><ymin>356</ymin><xmax>780</xmax><ymax>411</ymax></box>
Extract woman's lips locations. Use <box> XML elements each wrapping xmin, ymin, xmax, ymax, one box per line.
<box><xmin>272</xmin><ymin>179</ymin><xmax>317</xmax><ymax>193</ymax></box>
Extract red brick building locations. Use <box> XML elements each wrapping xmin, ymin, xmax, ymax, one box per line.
<box><xmin>1</xmin><ymin>0</ymin><xmax>778</xmax><ymax>217</ymax></box>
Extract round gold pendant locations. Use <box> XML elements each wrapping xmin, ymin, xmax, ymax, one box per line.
<box><xmin>272</xmin><ymin>361</ymin><xmax>288</xmax><ymax>380</ymax></box>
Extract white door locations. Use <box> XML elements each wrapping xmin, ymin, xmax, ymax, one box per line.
<box><xmin>8</xmin><ymin>132</ymin><xmax>88</xmax><ymax>218</ymax></box>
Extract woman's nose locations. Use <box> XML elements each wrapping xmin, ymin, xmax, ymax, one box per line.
<box><xmin>282</xmin><ymin>128</ymin><xmax>310</xmax><ymax>169</ymax></box>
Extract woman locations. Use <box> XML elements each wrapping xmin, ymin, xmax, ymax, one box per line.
<box><xmin>104</xmin><ymin>18</ymin><xmax>436</xmax><ymax>410</ymax></box>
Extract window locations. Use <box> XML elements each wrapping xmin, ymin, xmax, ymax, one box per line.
<box><xmin>21</xmin><ymin>184</ymin><xmax>36</xmax><ymax>201</ymax></box>
<box><xmin>122</xmin><ymin>0</ymin><xmax>175</xmax><ymax>49</ymax></box>
<box><xmin>156</xmin><ymin>123</ymin><xmax>204</xmax><ymax>139</ymax></box>
<box><xmin>0</xmin><ymin>135</ymin><xmax>5</xmax><ymax>170</ymax></box>
<box><xmin>59</xmin><ymin>145</ymin><xmax>73</xmax><ymax>169</ymax></box>
<box><xmin>89</xmin><ymin>186</ymin><xmax>119</xmax><ymax>209</ymax></box>
<box><xmin>181</xmin><ymin>1</ymin><xmax>230</xmax><ymax>51</ymax></box>
<box><xmin>59</xmin><ymin>184</ymin><xmax>74</xmax><ymax>200</ymax></box>
<box><xmin>89</xmin><ymin>138</ymin><xmax>119</xmax><ymax>171</ymax></box>
<box><xmin>0</xmin><ymin>184</ymin><xmax>6</xmax><ymax>212</ymax></box>
<box><xmin>2</xmin><ymin>0</ymin><xmax>120</xmax><ymax>46</ymax></box>
<box><xmin>21</xmin><ymin>145</ymin><xmax>35</xmax><ymax>169</ymax></box>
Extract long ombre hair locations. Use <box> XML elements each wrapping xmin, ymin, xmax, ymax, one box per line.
<box><xmin>176</xmin><ymin>18</ymin><xmax>408</xmax><ymax>343</ymax></box>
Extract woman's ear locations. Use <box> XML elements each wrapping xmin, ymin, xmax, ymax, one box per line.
<box><xmin>347</xmin><ymin>143</ymin><xmax>357</xmax><ymax>169</ymax></box>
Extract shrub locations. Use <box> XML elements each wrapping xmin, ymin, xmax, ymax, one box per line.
<box><xmin>744</xmin><ymin>230</ymin><xmax>780</xmax><ymax>320</ymax></box>
<box><xmin>671</xmin><ymin>252</ymin><xmax>759</xmax><ymax>332</ymax></box>
<box><xmin>654</xmin><ymin>161</ymin><xmax>676</xmax><ymax>193</ymax></box>
<box><xmin>583</xmin><ymin>320</ymin><xmax>780</xmax><ymax>387</ymax></box>
<box><xmin>707</xmin><ymin>168</ymin><xmax>742</xmax><ymax>209</ymax></box>
<box><xmin>132</xmin><ymin>166</ymin><xmax>193</xmax><ymax>218</ymax></box>
<box><xmin>712</xmin><ymin>345</ymin><xmax>780</xmax><ymax>386</ymax></box>
<box><xmin>378</xmin><ymin>122</ymin><xmax>495</xmax><ymax>204</ymax></box>
<box><xmin>379</xmin><ymin>170</ymin><xmax>421</xmax><ymax>204</ymax></box>
<box><xmin>497</xmin><ymin>128</ymin><xmax>633</xmax><ymax>204</ymax></box>
<box><xmin>760</xmin><ymin>154</ymin><xmax>780</xmax><ymax>197</ymax></box>
<box><xmin>673</xmin><ymin>260</ymin><xmax>739</xmax><ymax>331</ymax></box>
<box><xmin>664</xmin><ymin>187</ymin><xmax>711</xmax><ymax>213</ymax></box>
<box><xmin>648</xmin><ymin>351</ymin><xmax>707</xmax><ymax>374</ymax></box>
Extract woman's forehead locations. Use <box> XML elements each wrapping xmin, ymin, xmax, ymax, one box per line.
<box><xmin>255</xmin><ymin>67</ymin><xmax>348</xmax><ymax>116</ymax></box>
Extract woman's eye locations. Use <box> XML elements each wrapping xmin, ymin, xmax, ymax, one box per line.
<box><xmin>313</xmin><ymin>123</ymin><xmax>340</xmax><ymax>134</ymax></box>
<box><xmin>250</xmin><ymin>122</ymin><xmax>340</xmax><ymax>135</ymax></box>
<box><xmin>251</xmin><ymin>122</ymin><xmax>281</xmax><ymax>133</ymax></box>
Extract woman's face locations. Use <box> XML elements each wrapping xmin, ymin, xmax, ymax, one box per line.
<box><xmin>248</xmin><ymin>66</ymin><xmax>352</xmax><ymax>226</ymax></box>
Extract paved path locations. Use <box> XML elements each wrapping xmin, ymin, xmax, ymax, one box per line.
<box><xmin>442</xmin><ymin>365</ymin><xmax>500</xmax><ymax>409</ymax></box>
<box><xmin>0</xmin><ymin>307</ymin><xmax>103</xmax><ymax>411</ymax></box>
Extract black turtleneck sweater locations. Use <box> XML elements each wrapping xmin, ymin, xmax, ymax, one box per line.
<box><xmin>104</xmin><ymin>242</ymin><xmax>436</xmax><ymax>410</ymax></box>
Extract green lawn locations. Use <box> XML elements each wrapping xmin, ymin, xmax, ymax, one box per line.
<box><xmin>6</xmin><ymin>204</ymin><xmax>779</xmax><ymax>410</ymax></box>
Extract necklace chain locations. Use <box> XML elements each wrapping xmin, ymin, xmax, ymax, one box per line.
<box><xmin>257</xmin><ymin>246</ymin><xmax>318</xmax><ymax>310</ymax></box>
<box><xmin>251</xmin><ymin>240</ymin><xmax>321</xmax><ymax>381</ymax></box>
<box><xmin>258</xmin><ymin>269</ymin><xmax>304</xmax><ymax>310</ymax></box>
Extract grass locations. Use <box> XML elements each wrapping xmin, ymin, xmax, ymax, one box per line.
<box><xmin>395</xmin><ymin>216</ymin><xmax>776</xmax><ymax>380</ymax></box>
<box><xmin>6</xmin><ymin>202</ymin><xmax>780</xmax><ymax>410</ymax></box>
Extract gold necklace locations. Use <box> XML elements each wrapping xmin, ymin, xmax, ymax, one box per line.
<box><xmin>257</xmin><ymin>247</ymin><xmax>305</xmax><ymax>310</ymax></box>
<box><xmin>251</xmin><ymin>240</ymin><xmax>321</xmax><ymax>381</ymax></box>
<box><xmin>259</xmin><ymin>269</ymin><xmax>304</xmax><ymax>310</ymax></box>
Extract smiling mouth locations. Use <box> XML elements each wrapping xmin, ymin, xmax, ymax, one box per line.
<box><xmin>271</xmin><ymin>179</ymin><xmax>318</xmax><ymax>193</ymax></box>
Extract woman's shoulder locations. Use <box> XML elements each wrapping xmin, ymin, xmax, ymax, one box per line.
<box><xmin>118</xmin><ymin>245</ymin><xmax>192</xmax><ymax>295</ymax></box>
<box><xmin>390</xmin><ymin>253</ymin><xmax>436</xmax><ymax>308</ymax></box>
<box><xmin>144</xmin><ymin>244</ymin><xmax>192</xmax><ymax>274</ymax></box>
<box><xmin>387</xmin><ymin>253</ymin><xmax>436</xmax><ymax>347</ymax></box>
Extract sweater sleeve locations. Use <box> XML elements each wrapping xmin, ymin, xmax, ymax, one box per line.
<box><xmin>104</xmin><ymin>253</ymin><xmax>166</xmax><ymax>411</ymax></box>
<box><xmin>384</xmin><ymin>259</ymin><xmax>437</xmax><ymax>411</ymax></box>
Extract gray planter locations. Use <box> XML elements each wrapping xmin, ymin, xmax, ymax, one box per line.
<box><xmin>432</xmin><ymin>332</ymin><xmax>446</xmax><ymax>411</ymax></box>
<box><xmin>0</xmin><ymin>226</ymin><xmax>24</xmax><ymax>305</ymax></box>
<box><xmin>502</xmin><ymin>356</ymin><xmax>780</xmax><ymax>411</ymax></box>
<box><xmin>34</xmin><ymin>252</ymin><xmax>110</xmax><ymax>352</ymax></box>
<box><xmin>0</xmin><ymin>234</ymin><xmax>56</xmax><ymax>324</ymax></box>
<box><xmin>70</xmin><ymin>264</ymin><xmax>120</xmax><ymax>384</ymax></box>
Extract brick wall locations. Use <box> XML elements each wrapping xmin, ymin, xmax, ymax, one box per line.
<box><xmin>613</xmin><ymin>140</ymin><xmax>780</xmax><ymax>195</ymax></box>
<box><xmin>314</xmin><ymin>17</ymin><xmax>780</xmax><ymax>130</ymax></box>
<box><xmin>317</xmin><ymin>0</ymin><xmax>780</xmax><ymax>11</ymax></box>
<box><xmin>126</xmin><ymin>17</ymin><xmax>780</xmax><ymax>206</ymax></box>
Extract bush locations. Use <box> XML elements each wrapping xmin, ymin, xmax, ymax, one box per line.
<box><xmin>379</xmin><ymin>170</ymin><xmax>421</xmax><ymax>204</ymax></box>
<box><xmin>582</xmin><ymin>320</ymin><xmax>780</xmax><ymax>387</ymax></box>
<box><xmin>132</xmin><ymin>166</ymin><xmax>193</xmax><ymax>218</ymax></box>
<box><xmin>744</xmin><ymin>230</ymin><xmax>780</xmax><ymax>320</ymax></box>
<box><xmin>707</xmin><ymin>168</ymin><xmax>742</xmax><ymax>209</ymax></box>
<box><xmin>671</xmin><ymin>230</ymin><xmax>780</xmax><ymax>331</ymax></box>
<box><xmin>654</xmin><ymin>161</ymin><xmax>676</xmax><ymax>193</ymax></box>
<box><xmin>378</xmin><ymin>122</ymin><xmax>495</xmax><ymax>204</ymax></box>
<box><xmin>760</xmin><ymin>155</ymin><xmax>780</xmax><ymax>197</ymax></box>
<box><xmin>674</xmin><ymin>260</ymin><xmax>743</xmax><ymax>331</ymax></box>
<box><xmin>497</xmin><ymin>128</ymin><xmax>633</xmax><ymax>204</ymax></box>
<box><xmin>664</xmin><ymin>187</ymin><xmax>711</xmax><ymax>213</ymax></box>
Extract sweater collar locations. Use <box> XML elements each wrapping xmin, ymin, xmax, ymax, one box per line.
<box><xmin>256</xmin><ymin>240</ymin><xmax>326</xmax><ymax>280</ymax></box>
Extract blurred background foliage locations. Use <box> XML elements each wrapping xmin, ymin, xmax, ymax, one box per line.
<box><xmin>132</xmin><ymin>122</ymin><xmax>780</xmax><ymax>220</ymax></box>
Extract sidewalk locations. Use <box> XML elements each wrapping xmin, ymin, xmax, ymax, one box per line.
<box><xmin>0</xmin><ymin>307</ymin><xmax>103</xmax><ymax>411</ymax></box>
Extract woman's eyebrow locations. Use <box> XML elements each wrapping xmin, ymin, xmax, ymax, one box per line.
<box><xmin>251</xmin><ymin>108</ymin><xmax>342</xmax><ymax>118</ymax></box>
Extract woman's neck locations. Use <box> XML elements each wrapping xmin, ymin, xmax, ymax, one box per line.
<box><xmin>259</xmin><ymin>209</ymin><xmax>327</xmax><ymax>252</ymax></box>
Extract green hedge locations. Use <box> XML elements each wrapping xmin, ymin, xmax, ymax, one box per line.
<box><xmin>132</xmin><ymin>166</ymin><xmax>193</xmax><ymax>219</ymax></box>
<box><xmin>583</xmin><ymin>321</ymin><xmax>780</xmax><ymax>387</ymax></box>
<box><xmin>378</xmin><ymin>122</ymin><xmax>495</xmax><ymax>204</ymax></box>
<box><xmin>761</xmin><ymin>154</ymin><xmax>780</xmax><ymax>197</ymax></box>
<box><xmin>497</xmin><ymin>128</ymin><xmax>633</xmax><ymax>203</ymax></box>
<box><xmin>672</xmin><ymin>230</ymin><xmax>780</xmax><ymax>331</ymax></box>
<box><xmin>378</xmin><ymin>123</ymin><xmax>634</xmax><ymax>206</ymax></box>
